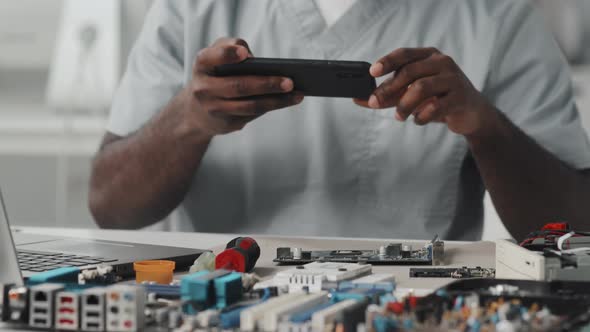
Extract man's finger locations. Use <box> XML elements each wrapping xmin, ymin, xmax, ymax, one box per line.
<box><xmin>194</xmin><ymin>44</ymin><xmax>249</xmax><ymax>74</ymax></box>
<box><xmin>209</xmin><ymin>92</ymin><xmax>304</xmax><ymax>117</ymax></box>
<box><xmin>212</xmin><ymin>37</ymin><xmax>254</xmax><ymax>57</ymax></box>
<box><xmin>396</xmin><ymin>75</ymin><xmax>453</xmax><ymax>120</ymax></box>
<box><xmin>353</xmin><ymin>98</ymin><xmax>370</xmax><ymax>108</ymax></box>
<box><xmin>370</xmin><ymin>47</ymin><xmax>439</xmax><ymax>77</ymax></box>
<box><xmin>369</xmin><ymin>54</ymin><xmax>453</xmax><ymax>108</ymax></box>
<box><xmin>415</xmin><ymin>94</ymin><xmax>455</xmax><ymax>125</ymax></box>
<box><xmin>212</xmin><ymin>37</ymin><xmax>250</xmax><ymax>49</ymax></box>
<box><xmin>201</xmin><ymin>76</ymin><xmax>294</xmax><ymax>99</ymax></box>
<box><xmin>413</xmin><ymin>98</ymin><xmax>441</xmax><ymax>125</ymax></box>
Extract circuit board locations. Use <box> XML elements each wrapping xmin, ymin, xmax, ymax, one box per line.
<box><xmin>4</xmin><ymin>267</ymin><xmax>590</xmax><ymax>331</ymax></box>
<box><xmin>409</xmin><ymin>267</ymin><xmax>496</xmax><ymax>279</ymax></box>
<box><xmin>273</xmin><ymin>240</ymin><xmax>444</xmax><ymax>265</ymax></box>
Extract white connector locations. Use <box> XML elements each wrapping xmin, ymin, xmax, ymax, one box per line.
<box><xmin>29</xmin><ymin>283</ymin><xmax>64</xmax><ymax>329</ymax></box>
<box><xmin>240</xmin><ymin>292</ymin><xmax>307</xmax><ymax>331</ymax></box>
<box><xmin>55</xmin><ymin>290</ymin><xmax>80</xmax><ymax>330</ymax></box>
<box><xmin>105</xmin><ymin>284</ymin><xmax>145</xmax><ymax>331</ymax></box>
<box><xmin>262</xmin><ymin>291</ymin><xmax>329</xmax><ymax>332</ymax></box>
<box><xmin>81</xmin><ymin>287</ymin><xmax>106</xmax><ymax>331</ymax></box>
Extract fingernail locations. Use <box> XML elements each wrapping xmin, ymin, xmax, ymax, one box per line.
<box><xmin>236</xmin><ymin>46</ymin><xmax>248</xmax><ymax>59</ymax></box>
<box><xmin>294</xmin><ymin>94</ymin><xmax>304</xmax><ymax>104</ymax></box>
<box><xmin>370</xmin><ymin>62</ymin><xmax>383</xmax><ymax>77</ymax></box>
<box><xmin>368</xmin><ymin>95</ymin><xmax>379</xmax><ymax>108</ymax></box>
<box><xmin>281</xmin><ymin>78</ymin><xmax>294</xmax><ymax>91</ymax></box>
<box><xmin>395</xmin><ymin>111</ymin><xmax>404</xmax><ymax>121</ymax></box>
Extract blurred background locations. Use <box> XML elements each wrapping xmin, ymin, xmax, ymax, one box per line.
<box><xmin>1</xmin><ymin>0</ymin><xmax>589</xmax><ymax>239</ymax></box>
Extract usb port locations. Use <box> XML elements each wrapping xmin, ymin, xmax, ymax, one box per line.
<box><xmin>87</xmin><ymin>322</ymin><xmax>100</xmax><ymax>328</ymax></box>
<box><xmin>33</xmin><ymin>318</ymin><xmax>47</xmax><ymax>325</ymax></box>
<box><xmin>86</xmin><ymin>311</ymin><xmax>100</xmax><ymax>317</ymax></box>
<box><xmin>33</xmin><ymin>307</ymin><xmax>48</xmax><ymax>314</ymax></box>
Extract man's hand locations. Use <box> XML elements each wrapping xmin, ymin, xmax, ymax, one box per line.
<box><xmin>186</xmin><ymin>38</ymin><xmax>304</xmax><ymax>137</ymax></box>
<box><xmin>355</xmin><ymin>47</ymin><xmax>497</xmax><ymax>137</ymax></box>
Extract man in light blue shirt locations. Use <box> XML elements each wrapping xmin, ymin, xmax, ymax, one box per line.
<box><xmin>89</xmin><ymin>0</ymin><xmax>590</xmax><ymax>240</ymax></box>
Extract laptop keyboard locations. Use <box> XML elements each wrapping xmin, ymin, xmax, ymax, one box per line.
<box><xmin>17</xmin><ymin>250</ymin><xmax>118</xmax><ymax>272</ymax></box>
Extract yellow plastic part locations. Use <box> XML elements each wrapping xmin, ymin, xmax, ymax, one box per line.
<box><xmin>133</xmin><ymin>260</ymin><xmax>176</xmax><ymax>284</ymax></box>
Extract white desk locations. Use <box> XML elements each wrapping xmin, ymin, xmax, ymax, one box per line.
<box><xmin>12</xmin><ymin>226</ymin><xmax>495</xmax><ymax>290</ymax></box>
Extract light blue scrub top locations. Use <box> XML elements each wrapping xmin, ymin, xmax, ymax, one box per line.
<box><xmin>108</xmin><ymin>0</ymin><xmax>590</xmax><ymax>240</ymax></box>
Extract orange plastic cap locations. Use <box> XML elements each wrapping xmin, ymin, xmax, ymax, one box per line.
<box><xmin>133</xmin><ymin>260</ymin><xmax>176</xmax><ymax>284</ymax></box>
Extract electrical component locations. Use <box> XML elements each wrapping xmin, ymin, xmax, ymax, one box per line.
<box><xmin>214</xmin><ymin>272</ymin><xmax>243</xmax><ymax>309</ymax></box>
<box><xmin>189</xmin><ymin>251</ymin><xmax>216</xmax><ymax>273</ymax></box>
<box><xmin>240</xmin><ymin>292</ymin><xmax>307</xmax><ymax>331</ymax></box>
<box><xmin>2</xmin><ymin>284</ymin><xmax>29</xmax><ymax>324</ymax></box>
<box><xmin>216</xmin><ymin>237</ymin><xmax>261</xmax><ymax>272</ymax></box>
<box><xmin>143</xmin><ymin>284</ymin><xmax>181</xmax><ymax>300</ymax></box>
<box><xmin>333</xmin><ymin>299</ymin><xmax>369</xmax><ymax>331</ymax></box>
<box><xmin>105</xmin><ymin>285</ymin><xmax>145</xmax><ymax>332</ymax></box>
<box><xmin>55</xmin><ymin>290</ymin><xmax>81</xmax><ymax>331</ymax></box>
<box><xmin>133</xmin><ymin>260</ymin><xmax>175</xmax><ymax>284</ymax></box>
<box><xmin>218</xmin><ymin>287</ymin><xmax>274</xmax><ymax>329</ymax></box>
<box><xmin>409</xmin><ymin>266</ymin><xmax>496</xmax><ymax>279</ymax></box>
<box><xmin>81</xmin><ymin>287</ymin><xmax>106</xmax><ymax>331</ymax></box>
<box><xmin>29</xmin><ymin>283</ymin><xmax>64</xmax><ymax>329</ymax></box>
<box><xmin>352</xmin><ymin>274</ymin><xmax>395</xmax><ymax>284</ymax></box>
<box><xmin>310</xmin><ymin>299</ymin><xmax>358</xmax><ymax>332</ymax></box>
<box><xmin>181</xmin><ymin>269</ymin><xmax>243</xmax><ymax>313</ymax></box>
<box><xmin>273</xmin><ymin>262</ymin><xmax>372</xmax><ymax>293</ymax></box>
<box><xmin>262</xmin><ymin>291</ymin><xmax>329</xmax><ymax>332</ymax></box>
<box><xmin>496</xmin><ymin>239</ymin><xmax>590</xmax><ymax>281</ymax></box>
<box><xmin>287</xmin><ymin>301</ymin><xmax>334</xmax><ymax>324</ymax></box>
<box><xmin>331</xmin><ymin>288</ymin><xmax>388</xmax><ymax>304</ymax></box>
<box><xmin>519</xmin><ymin>223</ymin><xmax>590</xmax><ymax>251</ymax></box>
<box><xmin>3</xmin><ymin>275</ymin><xmax>590</xmax><ymax>331</ymax></box>
<box><xmin>274</xmin><ymin>237</ymin><xmax>444</xmax><ymax>265</ymax></box>
<box><xmin>194</xmin><ymin>308</ymin><xmax>220</xmax><ymax>328</ymax></box>
<box><xmin>78</xmin><ymin>265</ymin><xmax>119</xmax><ymax>285</ymax></box>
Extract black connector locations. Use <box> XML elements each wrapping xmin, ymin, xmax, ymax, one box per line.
<box><xmin>86</xmin><ymin>295</ymin><xmax>100</xmax><ymax>306</ymax></box>
<box><xmin>34</xmin><ymin>291</ymin><xmax>47</xmax><ymax>302</ymax></box>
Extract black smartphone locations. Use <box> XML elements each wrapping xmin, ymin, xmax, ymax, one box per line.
<box><xmin>213</xmin><ymin>58</ymin><xmax>376</xmax><ymax>99</ymax></box>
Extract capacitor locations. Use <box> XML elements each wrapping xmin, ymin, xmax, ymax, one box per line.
<box><xmin>385</xmin><ymin>243</ymin><xmax>402</xmax><ymax>257</ymax></box>
<box><xmin>292</xmin><ymin>247</ymin><xmax>303</xmax><ymax>260</ymax></box>
<box><xmin>401</xmin><ymin>244</ymin><xmax>412</xmax><ymax>258</ymax></box>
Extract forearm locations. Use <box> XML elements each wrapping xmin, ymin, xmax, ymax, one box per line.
<box><xmin>89</xmin><ymin>88</ymin><xmax>212</xmax><ymax>229</ymax></box>
<box><xmin>467</xmin><ymin>109</ymin><xmax>590</xmax><ymax>240</ymax></box>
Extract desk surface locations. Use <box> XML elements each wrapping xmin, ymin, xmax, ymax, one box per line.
<box><xmin>13</xmin><ymin>226</ymin><xmax>495</xmax><ymax>290</ymax></box>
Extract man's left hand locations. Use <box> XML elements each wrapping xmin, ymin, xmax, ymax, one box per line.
<box><xmin>355</xmin><ymin>48</ymin><xmax>497</xmax><ymax>137</ymax></box>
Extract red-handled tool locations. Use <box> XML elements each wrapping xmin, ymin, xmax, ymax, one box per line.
<box><xmin>215</xmin><ymin>237</ymin><xmax>260</xmax><ymax>272</ymax></box>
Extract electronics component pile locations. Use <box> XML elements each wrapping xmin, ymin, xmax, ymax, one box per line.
<box><xmin>3</xmin><ymin>262</ymin><xmax>590</xmax><ymax>331</ymax></box>
<box><xmin>496</xmin><ymin>222</ymin><xmax>590</xmax><ymax>281</ymax></box>
<box><xmin>3</xmin><ymin>229</ymin><xmax>590</xmax><ymax>331</ymax></box>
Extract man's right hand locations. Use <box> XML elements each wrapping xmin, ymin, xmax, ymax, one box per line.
<box><xmin>184</xmin><ymin>38</ymin><xmax>303</xmax><ymax>137</ymax></box>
